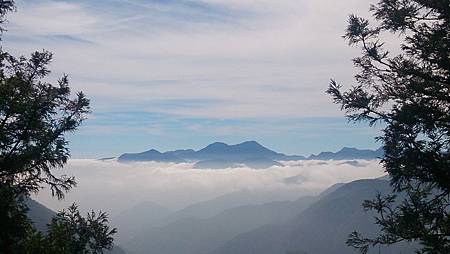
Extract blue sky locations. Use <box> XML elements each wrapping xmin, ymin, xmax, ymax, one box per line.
<box><xmin>4</xmin><ymin>0</ymin><xmax>382</xmax><ymax>158</ymax></box>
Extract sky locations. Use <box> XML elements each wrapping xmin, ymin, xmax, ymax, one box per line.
<box><xmin>3</xmin><ymin>0</ymin><xmax>383</xmax><ymax>158</ymax></box>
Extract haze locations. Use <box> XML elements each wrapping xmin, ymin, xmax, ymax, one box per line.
<box><xmin>35</xmin><ymin>159</ymin><xmax>385</xmax><ymax>216</ymax></box>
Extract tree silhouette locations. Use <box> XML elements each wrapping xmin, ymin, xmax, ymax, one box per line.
<box><xmin>327</xmin><ymin>0</ymin><xmax>450</xmax><ymax>253</ymax></box>
<box><xmin>25</xmin><ymin>204</ymin><xmax>117</xmax><ymax>254</ymax></box>
<box><xmin>0</xmin><ymin>1</ymin><xmax>116</xmax><ymax>253</ymax></box>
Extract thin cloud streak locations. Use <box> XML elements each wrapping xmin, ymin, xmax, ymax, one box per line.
<box><xmin>6</xmin><ymin>0</ymin><xmax>372</xmax><ymax>119</ymax></box>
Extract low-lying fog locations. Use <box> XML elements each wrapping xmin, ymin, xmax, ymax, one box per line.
<box><xmin>35</xmin><ymin>159</ymin><xmax>385</xmax><ymax>217</ymax></box>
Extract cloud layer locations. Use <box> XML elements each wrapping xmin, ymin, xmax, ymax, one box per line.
<box><xmin>35</xmin><ymin>159</ymin><xmax>386</xmax><ymax>216</ymax></box>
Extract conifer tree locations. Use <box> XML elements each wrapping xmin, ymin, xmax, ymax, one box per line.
<box><xmin>327</xmin><ymin>0</ymin><xmax>450</xmax><ymax>253</ymax></box>
<box><xmin>0</xmin><ymin>1</ymin><xmax>116</xmax><ymax>253</ymax></box>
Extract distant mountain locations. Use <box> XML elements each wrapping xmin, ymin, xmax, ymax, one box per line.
<box><xmin>111</xmin><ymin>201</ymin><xmax>172</xmax><ymax>244</ymax></box>
<box><xmin>195</xmin><ymin>141</ymin><xmax>285</xmax><ymax>160</ymax></box>
<box><xmin>115</xmin><ymin>142</ymin><xmax>383</xmax><ymax>168</ymax></box>
<box><xmin>112</xmin><ymin>190</ymin><xmax>270</xmax><ymax>247</ymax></box>
<box><xmin>117</xmin><ymin>141</ymin><xmax>304</xmax><ymax>169</ymax></box>
<box><xmin>114</xmin><ymin>190</ymin><xmax>308</xmax><ymax>253</ymax></box>
<box><xmin>170</xmin><ymin>190</ymin><xmax>292</xmax><ymax>220</ymax></box>
<box><xmin>121</xmin><ymin>179</ymin><xmax>415</xmax><ymax>254</ymax></box>
<box><xmin>213</xmin><ymin>179</ymin><xmax>416</xmax><ymax>254</ymax></box>
<box><xmin>113</xmin><ymin>191</ymin><xmax>257</xmax><ymax>244</ymax></box>
<box><xmin>25</xmin><ymin>199</ymin><xmax>55</xmax><ymax>232</ymax></box>
<box><xmin>164</xmin><ymin>149</ymin><xmax>196</xmax><ymax>158</ymax></box>
<box><xmin>122</xmin><ymin>196</ymin><xmax>317</xmax><ymax>254</ymax></box>
<box><xmin>118</xmin><ymin>149</ymin><xmax>186</xmax><ymax>163</ymax></box>
<box><xmin>308</xmin><ymin>147</ymin><xmax>383</xmax><ymax>160</ymax></box>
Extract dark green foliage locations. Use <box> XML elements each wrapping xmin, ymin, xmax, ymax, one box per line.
<box><xmin>25</xmin><ymin>204</ymin><xmax>117</xmax><ymax>254</ymax></box>
<box><xmin>0</xmin><ymin>49</ymin><xmax>90</xmax><ymax>199</ymax></box>
<box><xmin>0</xmin><ymin>0</ymin><xmax>14</xmax><ymax>34</ymax></box>
<box><xmin>0</xmin><ymin>1</ymin><xmax>117</xmax><ymax>253</ymax></box>
<box><xmin>327</xmin><ymin>0</ymin><xmax>450</xmax><ymax>253</ymax></box>
<box><xmin>0</xmin><ymin>185</ymin><xmax>33</xmax><ymax>253</ymax></box>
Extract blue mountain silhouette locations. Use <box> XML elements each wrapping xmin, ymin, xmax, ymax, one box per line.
<box><xmin>117</xmin><ymin>141</ymin><xmax>303</xmax><ymax>168</ymax></box>
<box><xmin>116</xmin><ymin>141</ymin><xmax>382</xmax><ymax>168</ymax></box>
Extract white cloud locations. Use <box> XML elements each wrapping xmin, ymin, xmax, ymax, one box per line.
<box><xmin>34</xmin><ymin>159</ymin><xmax>385</xmax><ymax>216</ymax></box>
<box><xmin>5</xmin><ymin>0</ymin><xmax>376</xmax><ymax>119</ymax></box>
<box><xmin>9</xmin><ymin>1</ymin><xmax>98</xmax><ymax>36</ymax></box>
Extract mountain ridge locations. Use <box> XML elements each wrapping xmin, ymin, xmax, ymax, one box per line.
<box><xmin>117</xmin><ymin>141</ymin><xmax>302</xmax><ymax>168</ymax></box>
<box><xmin>308</xmin><ymin>146</ymin><xmax>383</xmax><ymax>160</ymax></box>
<box><xmin>122</xmin><ymin>195</ymin><xmax>317</xmax><ymax>254</ymax></box>
<box><xmin>113</xmin><ymin>141</ymin><xmax>382</xmax><ymax>169</ymax></box>
<box><xmin>213</xmin><ymin>178</ymin><xmax>417</xmax><ymax>254</ymax></box>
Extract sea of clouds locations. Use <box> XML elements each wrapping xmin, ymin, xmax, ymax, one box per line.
<box><xmin>34</xmin><ymin>159</ymin><xmax>386</xmax><ymax>216</ymax></box>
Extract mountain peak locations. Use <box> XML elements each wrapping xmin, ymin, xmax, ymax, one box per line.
<box><xmin>144</xmin><ymin>149</ymin><xmax>162</xmax><ymax>154</ymax></box>
<box><xmin>199</xmin><ymin>142</ymin><xmax>229</xmax><ymax>153</ymax></box>
<box><xmin>239</xmin><ymin>141</ymin><xmax>262</xmax><ymax>147</ymax></box>
<box><xmin>198</xmin><ymin>141</ymin><xmax>275</xmax><ymax>154</ymax></box>
<box><xmin>117</xmin><ymin>141</ymin><xmax>297</xmax><ymax>166</ymax></box>
<box><xmin>339</xmin><ymin>147</ymin><xmax>358</xmax><ymax>152</ymax></box>
<box><xmin>208</xmin><ymin>142</ymin><xmax>228</xmax><ymax>147</ymax></box>
<box><xmin>231</xmin><ymin>141</ymin><xmax>273</xmax><ymax>153</ymax></box>
<box><xmin>308</xmin><ymin>147</ymin><xmax>383</xmax><ymax>160</ymax></box>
